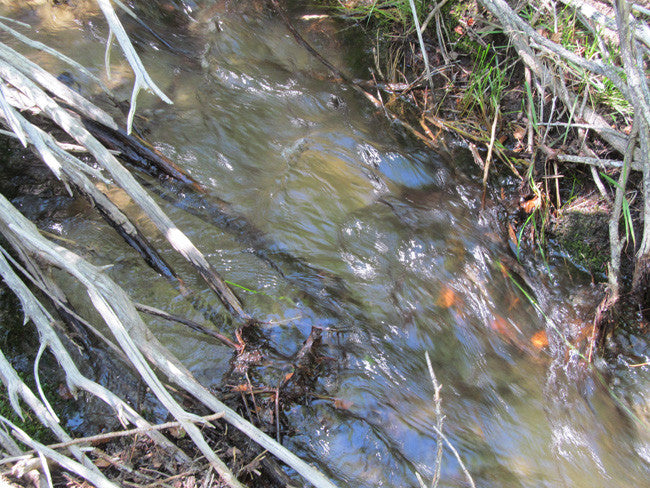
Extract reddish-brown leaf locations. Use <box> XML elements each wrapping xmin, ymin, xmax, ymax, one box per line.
<box><xmin>436</xmin><ymin>285</ymin><xmax>457</xmax><ymax>308</ymax></box>
<box><xmin>490</xmin><ymin>315</ymin><xmax>518</xmax><ymax>342</ymax></box>
<box><xmin>57</xmin><ymin>383</ymin><xmax>74</xmax><ymax>400</ymax></box>
<box><xmin>521</xmin><ymin>195</ymin><xmax>541</xmax><ymax>213</ymax></box>
<box><xmin>508</xmin><ymin>223</ymin><xmax>518</xmax><ymax>248</ymax></box>
<box><xmin>531</xmin><ymin>330</ymin><xmax>549</xmax><ymax>349</ymax></box>
<box><xmin>94</xmin><ymin>457</ymin><xmax>112</xmax><ymax>468</ymax></box>
<box><xmin>334</xmin><ymin>398</ymin><xmax>352</xmax><ymax>410</ymax></box>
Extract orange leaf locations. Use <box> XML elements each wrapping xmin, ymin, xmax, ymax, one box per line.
<box><xmin>490</xmin><ymin>315</ymin><xmax>509</xmax><ymax>334</ymax></box>
<box><xmin>507</xmin><ymin>295</ymin><xmax>520</xmax><ymax>311</ymax></box>
<box><xmin>521</xmin><ymin>195</ymin><xmax>541</xmax><ymax>213</ymax></box>
<box><xmin>454</xmin><ymin>25</ymin><xmax>464</xmax><ymax>36</ymax></box>
<box><xmin>231</xmin><ymin>384</ymin><xmax>250</xmax><ymax>393</ymax></box>
<box><xmin>334</xmin><ymin>398</ymin><xmax>352</xmax><ymax>410</ymax></box>
<box><xmin>531</xmin><ymin>330</ymin><xmax>549</xmax><ymax>349</ymax></box>
<box><xmin>508</xmin><ymin>223</ymin><xmax>518</xmax><ymax>248</ymax></box>
<box><xmin>436</xmin><ymin>285</ymin><xmax>457</xmax><ymax>308</ymax></box>
<box><xmin>490</xmin><ymin>315</ymin><xmax>518</xmax><ymax>342</ymax></box>
<box><xmin>284</xmin><ymin>371</ymin><xmax>294</xmax><ymax>382</ymax></box>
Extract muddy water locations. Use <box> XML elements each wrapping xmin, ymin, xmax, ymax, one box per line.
<box><xmin>1</xmin><ymin>1</ymin><xmax>648</xmax><ymax>487</ymax></box>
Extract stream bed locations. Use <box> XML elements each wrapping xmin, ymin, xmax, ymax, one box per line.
<box><xmin>0</xmin><ymin>1</ymin><xmax>648</xmax><ymax>487</ymax></box>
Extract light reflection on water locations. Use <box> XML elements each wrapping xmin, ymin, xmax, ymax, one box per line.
<box><xmin>1</xmin><ymin>1</ymin><xmax>647</xmax><ymax>487</ymax></box>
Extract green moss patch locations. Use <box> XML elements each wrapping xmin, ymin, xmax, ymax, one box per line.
<box><xmin>553</xmin><ymin>196</ymin><xmax>610</xmax><ymax>276</ymax></box>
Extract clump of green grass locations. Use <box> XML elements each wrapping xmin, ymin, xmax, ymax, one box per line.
<box><xmin>459</xmin><ymin>45</ymin><xmax>508</xmax><ymax>125</ymax></box>
<box><xmin>332</xmin><ymin>0</ymin><xmax>429</xmax><ymax>34</ymax></box>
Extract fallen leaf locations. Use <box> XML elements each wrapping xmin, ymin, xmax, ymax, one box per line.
<box><xmin>334</xmin><ymin>398</ymin><xmax>352</xmax><ymax>410</ymax></box>
<box><xmin>436</xmin><ymin>285</ymin><xmax>457</xmax><ymax>308</ymax></box>
<box><xmin>574</xmin><ymin>321</ymin><xmax>594</xmax><ymax>343</ymax></box>
<box><xmin>57</xmin><ymin>383</ymin><xmax>74</xmax><ymax>400</ymax></box>
<box><xmin>531</xmin><ymin>330</ymin><xmax>549</xmax><ymax>349</ymax></box>
<box><xmin>284</xmin><ymin>371</ymin><xmax>294</xmax><ymax>382</ymax></box>
<box><xmin>521</xmin><ymin>195</ymin><xmax>541</xmax><ymax>213</ymax></box>
<box><xmin>454</xmin><ymin>25</ymin><xmax>464</xmax><ymax>36</ymax></box>
<box><xmin>508</xmin><ymin>223</ymin><xmax>518</xmax><ymax>248</ymax></box>
<box><xmin>490</xmin><ymin>315</ymin><xmax>509</xmax><ymax>334</ymax></box>
<box><xmin>231</xmin><ymin>384</ymin><xmax>250</xmax><ymax>393</ymax></box>
<box><xmin>168</xmin><ymin>426</ymin><xmax>186</xmax><ymax>439</ymax></box>
<box><xmin>94</xmin><ymin>457</ymin><xmax>112</xmax><ymax>468</ymax></box>
<box><xmin>490</xmin><ymin>315</ymin><xmax>518</xmax><ymax>342</ymax></box>
<box><xmin>512</xmin><ymin>125</ymin><xmax>526</xmax><ymax>141</ymax></box>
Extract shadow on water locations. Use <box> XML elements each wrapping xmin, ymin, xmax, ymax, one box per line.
<box><xmin>0</xmin><ymin>1</ymin><xmax>647</xmax><ymax>487</ymax></box>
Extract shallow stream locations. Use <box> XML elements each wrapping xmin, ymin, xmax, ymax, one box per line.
<box><xmin>0</xmin><ymin>1</ymin><xmax>648</xmax><ymax>487</ymax></box>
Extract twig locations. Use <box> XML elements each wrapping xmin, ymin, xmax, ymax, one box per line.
<box><xmin>629</xmin><ymin>361</ymin><xmax>649</xmax><ymax>368</ymax></box>
<box><xmin>428</xmin><ymin>423</ymin><xmax>476</xmax><ymax>488</ymax></box>
<box><xmin>0</xmin><ymin>416</ymin><xmax>118</xmax><ymax>488</ymax></box>
<box><xmin>556</xmin><ymin>154</ymin><xmax>640</xmax><ymax>170</ymax></box>
<box><xmin>134</xmin><ymin>302</ymin><xmax>239</xmax><ymax>349</ymax></box>
<box><xmin>0</xmin><ymin>20</ymin><xmax>111</xmax><ymax>93</ymax></box>
<box><xmin>25</xmin><ymin>412</ymin><xmax>224</xmax><ymax>456</ymax></box>
<box><xmin>425</xmin><ymin>352</ymin><xmax>444</xmax><ymax>488</ymax></box>
<box><xmin>607</xmin><ymin>117</ymin><xmax>638</xmax><ymax>300</ymax></box>
<box><xmin>34</xmin><ymin>342</ymin><xmax>59</xmax><ymax>424</ymax></box>
<box><xmin>408</xmin><ymin>0</ymin><xmax>435</xmax><ymax>94</ymax></box>
<box><xmin>245</xmin><ymin>372</ymin><xmax>262</xmax><ymax>426</ymax></box>
<box><xmin>420</xmin><ymin>0</ymin><xmax>450</xmax><ymax>33</ymax></box>
<box><xmin>590</xmin><ymin>164</ymin><xmax>610</xmax><ymax>201</ymax></box>
<box><xmin>94</xmin><ymin>0</ymin><xmax>172</xmax><ymax>134</ymax></box>
<box><xmin>483</xmin><ymin>104</ymin><xmax>500</xmax><ymax>187</ymax></box>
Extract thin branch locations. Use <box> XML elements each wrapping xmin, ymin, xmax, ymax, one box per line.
<box><xmin>1</xmin><ymin>412</ymin><xmax>226</xmax><ymax>461</ymax></box>
<box><xmin>0</xmin><ymin>20</ymin><xmax>111</xmax><ymax>93</ymax></box>
<box><xmin>135</xmin><ymin>303</ymin><xmax>239</xmax><ymax>349</ymax></box>
<box><xmin>0</xmin><ymin>59</ymin><xmax>246</xmax><ymax>321</ymax></box>
<box><xmin>408</xmin><ymin>0</ymin><xmax>435</xmax><ymax>94</ymax></box>
<box><xmin>0</xmin><ymin>416</ymin><xmax>118</xmax><ymax>488</ymax></box>
<box><xmin>0</xmin><ymin>242</ymin><xmax>191</xmax><ymax>465</ymax></box>
<box><xmin>425</xmin><ymin>352</ymin><xmax>444</xmax><ymax>488</ymax></box>
<box><xmin>557</xmin><ymin>154</ymin><xmax>641</xmax><ymax>171</ymax></box>
<box><xmin>608</xmin><ymin>117</ymin><xmax>638</xmax><ymax>298</ymax></box>
<box><xmin>428</xmin><ymin>423</ymin><xmax>476</xmax><ymax>488</ymax></box>
<box><xmin>94</xmin><ymin>0</ymin><xmax>172</xmax><ymax>134</ymax></box>
<box><xmin>0</xmin><ymin>41</ymin><xmax>117</xmax><ymax>129</ymax></box>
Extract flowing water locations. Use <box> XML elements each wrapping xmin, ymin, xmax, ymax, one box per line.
<box><xmin>1</xmin><ymin>1</ymin><xmax>648</xmax><ymax>487</ymax></box>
